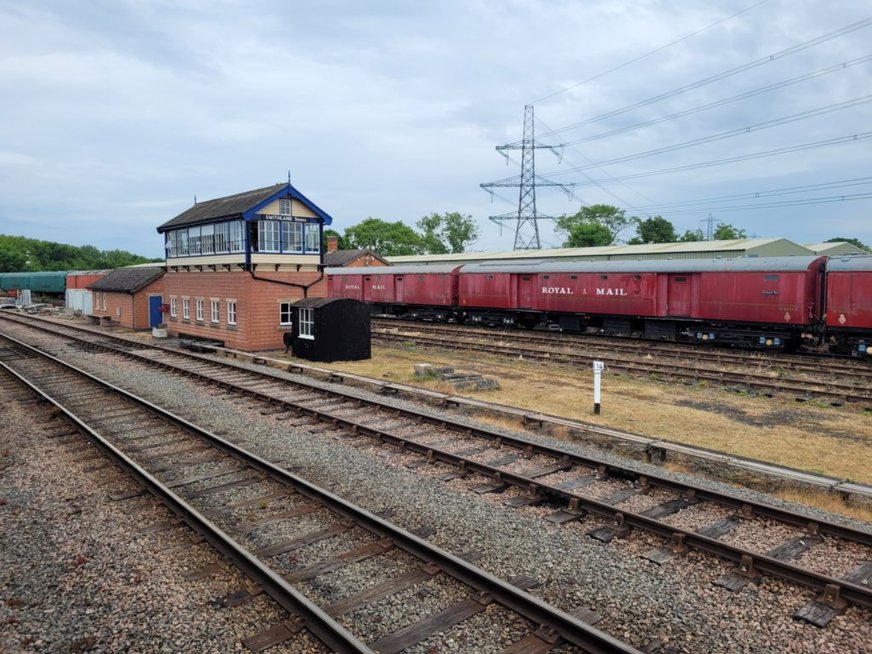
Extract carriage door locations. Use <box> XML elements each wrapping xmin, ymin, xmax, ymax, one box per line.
<box><xmin>667</xmin><ymin>275</ymin><xmax>691</xmax><ymax>316</ymax></box>
<box><xmin>518</xmin><ymin>275</ymin><xmax>534</xmax><ymax>309</ymax></box>
<box><xmin>395</xmin><ymin>276</ymin><xmax>404</xmax><ymax>303</ymax></box>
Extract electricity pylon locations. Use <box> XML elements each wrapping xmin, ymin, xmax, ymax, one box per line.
<box><xmin>481</xmin><ymin>105</ymin><xmax>574</xmax><ymax>249</ymax></box>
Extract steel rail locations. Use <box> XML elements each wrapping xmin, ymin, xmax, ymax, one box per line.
<box><xmin>4</xmin><ymin>315</ymin><xmax>870</xmax><ymax>544</ymax></box>
<box><xmin>0</xmin><ymin>360</ymin><xmax>372</xmax><ymax>654</ymax></box>
<box><xmin>372</xmin><ymin>329</ymin><xmax>872</xmax><ymax>403</ymax></box>
<box><xmin>0</xmin><ymin>332</ymin><xmax>639</xmax><ymax>654</ymax></box>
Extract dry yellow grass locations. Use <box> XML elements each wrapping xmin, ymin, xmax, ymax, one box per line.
<box><xmin>313</xmin><ymin>344</ymin><xmax>872</xmax><ymax>521</ymax></box>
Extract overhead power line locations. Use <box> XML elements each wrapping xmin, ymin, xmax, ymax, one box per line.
<box><xmin>548</xmin><ymin>95</ymin><xmax>872</xmax><ymax>174</ymax></box>
<box><xmin>652</xmin><ymin>191</ymin><xmax>872</xmax><ymax>217</ymax></box>
<box><xmin>537</xmin><ymin>17</ymin><xmax>872</xmax><ymax>139</ymax></box>
<box><xmin>565</xmin><ymin>55</ymin><xmax>872</xmax><ymax>146</ymax></box>
<box><xmin>555</xmin><ymin>131</ymin><xmax>872</xmax><ymax>187</ymax></box>
<box><xmin>627</xmin><ymin>176</ymin><xmax>872</xmax><ymax>213</ymax></box>
<box><xmin>532</xmin><ymin>0</ymin><xmax>772</xmax><ymax>104</ymax></box>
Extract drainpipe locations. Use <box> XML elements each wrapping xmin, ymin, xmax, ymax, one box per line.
<box><xmin>248</xmin><ymin>270</ymin><xmax>324</xmax><ymax>298</ymax></box>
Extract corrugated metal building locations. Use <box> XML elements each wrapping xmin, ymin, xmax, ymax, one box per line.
<box><xmin>804</xmin><ymin>242</ymin><xmax>868</xmax><ymax>256</ymax></box>
<box><xmin>387</xmin><ymin>238</ymin><xmax>814</xmax><ymax>266</ymax></box>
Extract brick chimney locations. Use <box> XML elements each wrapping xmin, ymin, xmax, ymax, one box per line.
<box><xmin>326</xmin><ymin>236</ymin><xmax>338</xmax><ymax>253</ymax></box>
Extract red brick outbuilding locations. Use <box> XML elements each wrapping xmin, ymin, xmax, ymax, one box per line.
<box><xmin>88</xmin><ymin>266</ymin><xmax>165</xmax><ymax>330</ymax></box>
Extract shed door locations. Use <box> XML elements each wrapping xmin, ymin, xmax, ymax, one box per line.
<box><xmin>518</xmin><ymin>276</ymin><xmax>534</xmax><ymax>309</ymax></box>
<box><xmin>148</xmin><ymin>295</ymin><xmax>164</xmax><ymax>327</ymax></box>
<box><xmin>667</xmin><ymin>275</ymin><xmax>690</xmax><ymax>317</ymax></box>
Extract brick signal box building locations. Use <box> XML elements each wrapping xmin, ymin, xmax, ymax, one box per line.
<box><xmin>157</xmin><ymin>182</ymin><xmax>333</xmax><ymax>351</ymax></box>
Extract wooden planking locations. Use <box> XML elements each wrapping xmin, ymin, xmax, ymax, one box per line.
<box><xmin>324</xmin><ymin>565</ymin><xmax>440</xmax><ymax>617</ymax></box>
<box><xmin>368</xmin><ymin>595</ymin><xmax>487</xmax><ymax>654</ymax></box>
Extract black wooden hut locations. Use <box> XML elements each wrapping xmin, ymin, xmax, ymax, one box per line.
<box><xmin>289</xmin><ymin>297</ymin><xmax>371</xmax><ymax>362</ymax></box>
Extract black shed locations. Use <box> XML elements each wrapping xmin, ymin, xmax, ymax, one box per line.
<box><xmin>290</xmin><ymin>297</ymin><xmax>371</xmax><ymax>362</ymax></box>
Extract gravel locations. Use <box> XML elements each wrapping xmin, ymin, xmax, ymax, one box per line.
<box><xmin>2</xmin><ymin>325</ymin><xmax>871</xmax><ymax>653</ymax></box>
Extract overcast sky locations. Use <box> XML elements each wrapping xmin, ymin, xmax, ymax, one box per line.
<box><xmin>1</xmin><ymin>0</ymin><xmax>870</xmax><ymax>258</ymax></box>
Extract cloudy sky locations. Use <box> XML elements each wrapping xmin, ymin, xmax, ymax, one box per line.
<box><xmin>1</xmin><ymin>0</ymin><xmax>870</xmax><ymax>258</ymax></box>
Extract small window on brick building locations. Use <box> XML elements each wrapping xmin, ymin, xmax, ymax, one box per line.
<box><xmin>195</xmin><ymin>298</ymin><xmax>204</xmax><ymax>321</ymax></box>
<box><xmin>182</xmin><ymin>298</ymin><xmax>190</xmax><ymax>320</ymax></box>
<box><xmin>227</xmin><ymin>300</ymin><xmax>237</xmax><ymax>325</ymax></box>
<box><xmin>279</xmin><ymin>302</ymin><xmax>293</xmax><ymax>326</ymax></box>
<box><xmin>210</xmin><ymin>299</ymin><xmax>219</xmax><ymax>323</ymax></box>
<box><xmin>169</xmin><ymin>297</ymin><xmax>177</xmax><ymax>318</ymax></box>
<box><xmin>299</xmin><ymin>307</ymin><xmax>314</xmax><ymax>339</ymax></box>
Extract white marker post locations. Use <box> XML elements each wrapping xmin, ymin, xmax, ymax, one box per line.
<box><xmin>592</xmin><ymin>360</ymin><xmax>604</xmax><ymax>415</ymax></box>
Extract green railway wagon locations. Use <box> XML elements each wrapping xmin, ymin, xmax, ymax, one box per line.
<box><xmin>0</xmin><ymin>271</ymin><xmax>69</xmax><ymax>294</ymax></box>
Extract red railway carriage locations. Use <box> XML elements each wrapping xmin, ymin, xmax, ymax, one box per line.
<box><xmin>458</xmin><ymin>257</ymin><xmax>826</xmax><ymax>349</ymax></box>
<box><xmin>824</xmin><ymin>255</ymin><xmax>872</xmax><ymax>356</ymax></box>
<box><xmin>326</xmin><ymin>265</ymin><xmax>460</xmax><ymax>320</ymax></box>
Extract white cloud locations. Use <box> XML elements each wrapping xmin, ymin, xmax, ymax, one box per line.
<box><xmin>0</xmin><ymin>0</ymin><xmax>870</xmax><ymax>257</ymax></box>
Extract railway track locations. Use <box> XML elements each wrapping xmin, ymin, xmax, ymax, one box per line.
<box><xmin>0</xmin><ymin>331</ymin><xmax>636</xmax><ymax>654</ymax></box>
<box><xmin>2</xmin><ymin>314</ymin><xmax>871</xmax><ymax>637</ymax></box>
<box><xmin>371</xmin><ymin>319</ymin><xmax>872</xmax><ymax>406</ymax></box>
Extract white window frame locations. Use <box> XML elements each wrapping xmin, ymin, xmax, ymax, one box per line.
<box><xmin>258</xmin><ymin>220</ymin><xmax>281</xmax><ymax>252</ymax></box>
<box><xmin>169</xmin><ymin>296</ymin><xmax>177</xmax><ymax>318</ymax></box>
<box><xmin>227</xmin><ymin>300</ymin><xmax>237</xmax><ymax>326</ymax></box>
<box><xmin>195</xmin><ymin>298</ymin><xmax>204</xmax><ymax>322</ymax></box>
<box><xmin>299</xmin><ymin>307</ymin><xmax>314</xmax><ymax>339</ymax></box>
<box><xmin>279</xmin><ymin>197</ymin><xmax>292</xmax><ymax>215</ymax></box>
<box><xmin>182</xmin><ymin>297</ymin><xmax>190</xmax><ymax>320</ymax></box>
<box><xmin>304</xmin><ymin>223</ymin><xmax>320</xmax><ymax>253</ymax></box>
<box><xmin>102</xmin><ymin>293</ymin><xmax>107</xmax><ymax>310</ymax></box>
<box><xmin>210</xmin><ymin>299</ymin><xmax>219</xmax><ymax>323</ymax></box>
<box><xmin>281</xmin><ymin>221</ymin><xmax>303</xmax><ymax>253</ymax></box>
<box><xmin>279</xmin><ymin>302</ymin><xmax>293</xmax><ymax>326</ymax></box>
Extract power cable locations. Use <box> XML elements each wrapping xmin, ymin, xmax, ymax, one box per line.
<box><xmin>537</xmin><ymin>17</ymin><xmax>872</xmax><ymax>139</ymax></box>
<box><xmin>653</xmin><ymin>191</ymin><xmax>872</xmax><ymax>217</ymax></box>
<box><xmin>567</xmin><ymin>55</ymin><xmax>872</xmax><ymax>146</ymax></box>
<box><xmin>532</xmin><ymin>0</ymin><xmax>772</xmax><ymax>104</ymax></box>
<box><xmin>554</xmin><ymin>131</ymin><xmax>872</xmax><ymax>187</ymax></box>
<box><xmin>549</xmin><ymin>95</ymin><xmax>872</xmax><ymax>174</ymax></box>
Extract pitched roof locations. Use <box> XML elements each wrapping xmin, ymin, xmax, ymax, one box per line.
<box><xmin>322</xmin><ymin>249</ymin><xmax>388</xmax><ymax>267</ymax></box>
<box><xmin>88</xmin><ymin>266</ymin><xmax>164</xmax><ymax>292</ymax></box>
<box><xmin>157</xmin><ymin>182</ymin><xmax>333</xmax><ymax>232</ymax></box>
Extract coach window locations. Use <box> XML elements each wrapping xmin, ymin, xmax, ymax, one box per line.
<box><xmin>764</xmin><ymin>274</ymin><xmax>780</xmax><ymax>281</ymax></box>
<box><xmin>279</xmin><ymin>302</ymin><xmax>293</xmax><ymax>326</ymax></box>
<box><xmin>299</xmin><ymin>307</ymin><xmax>314</xmax><ymax>339</ymax></box>
<box><xmin>674</xmin><ymin>277</ymin><xmax>687</xmax><ymax>282</ymax></box>
<box><xmin>600</xmin><ymin>275</ymin><xmax>608</xmax><ymax>280</ymax></box>
<box><xmin>570</xmin><ymin>275</ymin><xmax>577</xmax><ymax>280</ymax></box>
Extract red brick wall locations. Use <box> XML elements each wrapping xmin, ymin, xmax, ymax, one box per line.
<box><xmin>163</xmin><ymin>269</ymin><xmax>327</xmax><ymax>351</ymax></box>
<box><xmin>90</xmin><ymin>278</ymin><xmax>164</xmax><ymax>330</ymax></box>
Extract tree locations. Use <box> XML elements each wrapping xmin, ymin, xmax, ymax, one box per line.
<box><xmin>678</xmin><ymin>229</ymin><xmax>704</xmax><ymax>242</ymax></box>
<box><xmin>342</xmin><ymin>218</ymin><xmax>425</xmax><ymax>256</ymax></box>
<box><xmin>629</xmin><ymin>216</ymin><xmax>677</xmax><ymax>244</ymax></box>
<box><xmin>416</xmin><ymin>212</ymin><xmax>479</xmax><ymax>254</ymax></box>
<box><xmin>556</xmin><ymin>204</ymin><xmax>631</xmax><ymax>246</ymax></box>
<box><xmin>323</xmin><ymin>228</ymin><xmax>345</xmax><ymax>250</ymax></box>
<box><xmin>0</xmin><ymin>243</ymin><xmax>26</xmax><ymax>271</ymax></box>
<box><xmin>713</xmin><ymin>223</ymin><xmax>747</xmax><ymax>240</ymax></box>
<box><xmin>561</xmin><ymin>222</ymin><xmax>614</xmax><ymax>248</ymax></box>
<box><xmin>826</xmin><ymin>237</ymin><xmax>870</xmax><ymax>252</ymax></box>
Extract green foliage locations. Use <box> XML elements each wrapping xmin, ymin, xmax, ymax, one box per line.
<box><xmin>323</xmin><ymin>228</ymin><xmax>345</xmax><ymax>250</ymax></box>
<box><xmin>343</xmin><ymin>218</ymin><xmax>425</xmax><ymax>256</ymax></box>
<box><xmin>561</xmin><ymin>222</ymin><xmax>614</xmax><ymax>247</ymax></box>
<box><xmin>678</xmin><ymin>229</ymin><xmax>705</xmax><ymax>242</ymax></box>
<box><xmin>0</xmin><ymin>234</ymin><xmax>158</xmax><ymax>272</ymax></box>
<box><xmin>556</xmin><ymin>204</ymin><xmax>631</xmax><ymax>246</ymax></box>
<box><xmin>416</xmin><ymin>212</ymin><xmax>478</xmax><ymax>254</ymax></box>
<box><xmin>713</xmin><ymin>223</ymin><xmax>747</xmax><ymax>240</ymax></box>
<box><xmin>630</xmin><ymin>216</ymin><xmax>678</xmax><ymax>244</ymax></box>
<box><xmin>825</xmin><ymin>236</ymin><xmax>870</xmax><ymax>252</ymax></box>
